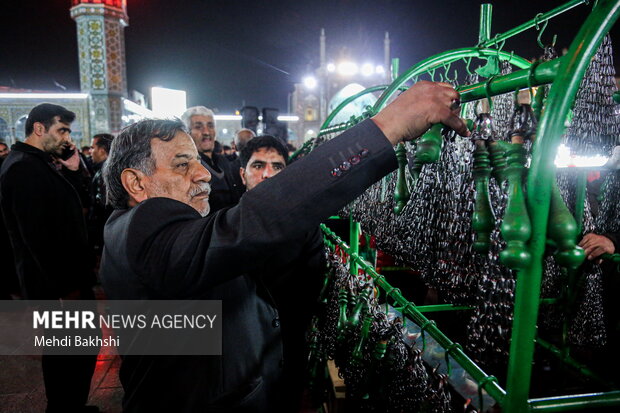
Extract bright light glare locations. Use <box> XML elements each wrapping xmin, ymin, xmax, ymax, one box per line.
<box><xmin>303</xmin><ymin>76</ymin><xmax>317</xmax><ymax>89</ymax></box>
<box><xmin>214</xmin><ymin>115</ymin><xmax>242</xmax><ymax>121</ymax></box>
<box><xmin>554</xmin><ymin>144</ymin><xmax>608</xmax><ymax>168</ymax></box>
<box><xmin>277</xmin><ymin>115</ymin><xmax>299</xmax><ymax>122</ymax></box>
<box><xmin>151</xmin><ymin>87</ymin><xmax>187</xmax><ymax>118</ymax></box>
<box><xmin>337</xmin><ymin>62</ymin><xmax>358</xmax><ymax>76</ymax></box>
<box><xmin>327</xmin><ymin>63</ymin><xmax>336</xmax><ymax>72</ymax></box>
<box><xmin>361</xmin><ymin>63</ymin><xmax>374</xmax><ymax>77</ymax></box>
<box><xmin>123</xmin><ymin>98</ymin><xmax>154</xmax><ymax>117</ymax></box>
<box><xmin>306</xmin><ymin>129</ymin><xmax>315</xmax><ymax>136</ymax></box>
<box><xmin>222</xmin><ymin>128</ymin><xmax>228</xmax><ymax>134</ymax></box>
<box><xmin>375</xmin><ymin>65</ymin><xmax>385</xmax><ymax>74</ymax></box>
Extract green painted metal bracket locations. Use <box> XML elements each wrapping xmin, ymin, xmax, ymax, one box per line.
<box><xmin>320</xmin><ymin>223</ymin><xmax>507</xmax><ymax>406</ymax></box>
<box><xmin>500</xmin><ymin>144</ymin><xmax>532</xmax><ymax>270</ymax></box>
<box><xmin>472</xmin><ymin>141</ymin><xmax>495</xmax><ymax>253</ymax></box>
<box><xmin>505</xmin><ymin>2</ymin><xmax>620</xmax><ymax>413</ymax></box>
<box><xmin>459</xmin><ymin>57</ymin><xmax>561</xmax><ymax>104</ymax></box>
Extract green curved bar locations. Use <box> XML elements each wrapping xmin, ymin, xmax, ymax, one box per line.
<box><xmin>472</xmin><ymin>142</ymin><xmax>495</xmax><ymax>253</ymax></box>
<box><xmin>506</xmin><ymin>2</ymin><xmax>620</xmax><ymax>412</ymax></box>
<box><xmin>320</xmin><ymin>85</ymin><xmax>401</xmax><ymax>131</ymax></box>
<box><xmin>372</xmin><ymin>48</ymin><xmax>531</xmax><ymax>113</ymax></box>
<box><xmin>393</xmin><ymin>143</ymin><xmax>411</xmax><ymax>215</ymax></box>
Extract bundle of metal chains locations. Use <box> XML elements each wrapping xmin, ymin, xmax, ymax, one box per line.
<box><xmin>554</xmin><ymin>170</ymin><xmax>608</xmax><ymax>347</ymax></box>
<box><xmin>311</xmin><ymin>250</ymin><xmax>454</xmax><ymax>412</ymax></box>
<box><xmin>465</xmin><ymin>61</ymin><xmax>521</xmax><ymax>371</ymax></box>
<box><xmin>564</xmin><ymin>35</ymin><xmax>620</xmax><ymax>156</ymax></box>
<box><xmin>539</xmin><ymin>36</ymin><xmax>620</xmax><ymax>348</ymax></box>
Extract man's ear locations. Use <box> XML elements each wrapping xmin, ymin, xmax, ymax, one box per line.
<box><xmin>121</xmin><ymin>168</ymin><xmax>148</xmax><ymax>205</ymax></box>
<box><xmin>239</xmin><ymin>167</ymin><xmax>246</xmax><ymax>186</ymax></box>
<box><xmin>33</xmin><ymin>122</ymin><xmax>46</xmax><ymax>137</ymax></box>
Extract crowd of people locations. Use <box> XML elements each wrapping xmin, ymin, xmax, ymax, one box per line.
<box><xmin>0</xmin><ymin>81</ymin><xmax>617</xmax><ymax>412</ymax></box>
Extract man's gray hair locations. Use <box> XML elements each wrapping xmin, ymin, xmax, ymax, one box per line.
<box><xmin>103</xmin><ymin>118</ymin><xmax>186</xmax><ymax>209</ymax></box>
<box><xmin>181</xmin><ymin>106</ymin><xmax>215</xmax><ymax>130</ymax></box>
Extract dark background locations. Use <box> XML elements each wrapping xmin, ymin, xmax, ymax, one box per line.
<box><xmin>1</xmin><ymin>0</ymin><xmax>618</xmax><ymax>112</ymax></box>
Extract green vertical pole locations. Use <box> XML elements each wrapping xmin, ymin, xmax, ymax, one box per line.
<box><xmin>504</xmin><ymin>2</ymin><xmax>620</xmax><ymax>413</ymax></box>
<box><xmin>479</xmin><ymin>4</ymin><xmax>493</xmax><ymax>45</ymax></box>
<box><xmin>349</xmin><ymin>213</ymin><xmax>360</xmax><ymax>276</ymax></box>
<box><xmin>391</xmin><ymin>58</ymin><xmax>399</xmax><ymax>82</ymax></box>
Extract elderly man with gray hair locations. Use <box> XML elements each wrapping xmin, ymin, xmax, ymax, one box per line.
<box><xmin>181</xmin><ymin>106</ymin><xmax>243</xmax><ymax>213</ymax></box>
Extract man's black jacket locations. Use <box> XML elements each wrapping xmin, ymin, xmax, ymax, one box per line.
<box><xmin>0</xmin><ymin>142</ymin><xmax>92</xmax><ymax>299</ymax></box>
<box><xmin>99</xmin><ymin>119</ymin><xmax>398</xmax><ymax>412</ymax></box>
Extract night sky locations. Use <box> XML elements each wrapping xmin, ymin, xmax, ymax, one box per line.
<box><xmin>1</xmin><ymin>0</ymin><xmax>619</xmax><ymax>113</ymax></box>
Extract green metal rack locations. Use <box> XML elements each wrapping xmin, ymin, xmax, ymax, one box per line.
<box><xmin>315</xmin><ymin>1</ymin><xmax>620</xmax><ymax>412</ymax></box>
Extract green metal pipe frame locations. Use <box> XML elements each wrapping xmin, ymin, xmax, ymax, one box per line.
<box><xmin>315</xmin><ymin>2</ymin><xmax>620</xmax><ymax>412</ymax></box>
<box><xmin>478</xmin><ymin>0</ymin><xmax>589</xmax><ymax>49</ymax></box>
<box><xmin>529</xmin><ymin>391</ymin><xmax>620</xmax><ymax>412</ymax></box>
<box><xmin>506</xmin><ymin>2</ymin><xmax>620</xmax><ymax>413</ymax></box>
<box><xmin>319</xmin><ymin>85</ymin><xmax>404</xmax><ymax>131</ymax></box>
<box><xmin>319</xmin><ymin>48</ymin><xmax>530</xmax><ymax>137</ymax></box>
<box><xmin>479</xmin><ymin>4</ymin><xmax>493</xmax><ymax>45</ymax></box>
<box><xmin>458</xmin><ymin>57</ymin><xmax>561</xmax><ymax>103</ymax></box>
<box><xmin>320</xmin><ymin>223</ymin><xmax>508</xmax><ymax>405</ymax></box>
<box><xmin>371</xmin><ymin>47</ymin><xmax>531</xmax><ymax>113</ymax></box>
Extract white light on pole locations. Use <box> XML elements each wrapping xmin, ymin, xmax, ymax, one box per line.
<box><xmin>337</xmin><ymin>61</ymin><xmax>358</xmax><ymax>76</ymax></box>
<box><xmin>151</xmin><ymin>87</ymin><xmax>187</xmax><ymax>118</ymax></box>
<box><xmin>361</xmin><ymin>63</ymin><xmax>374</xmax><ymax>77</ymax></box>
<box><xmin>303</xmin><ymin>76</ymin><xmax>317</xmax><ymax>89</ymax></box>
<box><xmin>327</xmin><ymin>63</ymin><xmax>336</xmax><ymax>72</ymax></box>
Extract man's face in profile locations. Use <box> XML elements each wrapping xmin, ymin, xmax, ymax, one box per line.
<box><xmin>0</xmin><ymin>144</ymin><xmax>8</xmax><ymax>158</ymax></box>
<box><xmin>142</xmin><ymin>132</ymin><xmax>212</xmax><ymax>216</ymax></box>
<box><xmin>189</xmin><ymin>115</ymin><xmax>216</xmax><ymax>154</ymax></box>
<box><xmin>40</xmin><ymin>117</ymin><xmax>72</xmax><ymax>155</ymax></box>
<box><xmin>240</xmin><ymin>147</ymin><xmax>286</xmax><ymax>191</ymax></box>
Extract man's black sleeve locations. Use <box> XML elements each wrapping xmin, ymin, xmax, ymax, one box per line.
<box><xmin>125</xmin><ymin>119</ymin><xmax>397</xmax><ymax>296</ymax></box>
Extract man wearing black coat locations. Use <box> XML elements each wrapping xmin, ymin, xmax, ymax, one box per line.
<box><xmin>100</xmin><ymin>81</ymin><xmax>467</xmax><ymax>412</ymax></box>
<box><xmin>0</xmin><ymin>103</ymin><xmax>98</xmax><ymax>412</ymax></box>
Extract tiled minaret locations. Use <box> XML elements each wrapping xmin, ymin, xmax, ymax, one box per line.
<box><xmin>70</xmin><ymin>0</ymin><xmax>128</xmax><ymax>133</ymax></box>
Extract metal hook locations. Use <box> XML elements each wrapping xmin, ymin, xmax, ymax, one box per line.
<box><xmin>535</xmin><ymin>14</ymin><xmax>557</xmax><ymax>49</ymax></box>
<box><xmin>464</xmin><ymin>56</ymin><xmax>474</xmax><ymax>76</ymax></box>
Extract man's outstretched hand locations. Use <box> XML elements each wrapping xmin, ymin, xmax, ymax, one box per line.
<box><xmin>372</xmin><ymin>81</ymin><xmax>469</xmax><ymax>146</ymax></box>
